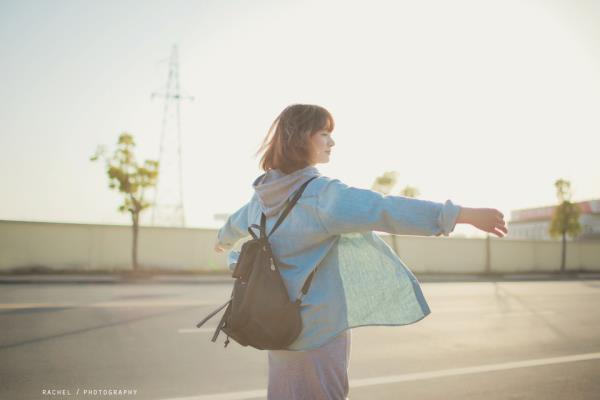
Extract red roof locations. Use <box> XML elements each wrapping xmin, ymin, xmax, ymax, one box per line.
<box><xmin>511</xmin><ymin>199</ymin><xmax>600</xmax><ymax>222</ymax></box>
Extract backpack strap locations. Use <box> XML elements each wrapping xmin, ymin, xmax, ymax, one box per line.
<box><xmin>263</xmin><ymin>176</ymin><xmax>319</xmax><ymax>239</ymax></box>
<box><xmin>256</xmin><ymin>175</ymin><xmax>320</xmax><ymax>304</ymax></box>
<box><xmin>295</xmin><ymin>268</ymin><xmax>316</xmax><ymax>305</ymax></box>
<box><xmin>196</xmin><ymin>299</ymin><xmax>232</xmax><ymax>328</ymax></box>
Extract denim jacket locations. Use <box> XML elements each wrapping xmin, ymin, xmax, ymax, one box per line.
<box><xmin>217</xmin><ymin>166</ymin><xmax>461</xmax><ymax>351</ymax></box>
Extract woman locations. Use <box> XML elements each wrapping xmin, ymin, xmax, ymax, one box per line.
<box><xmin>214</xmin><ymin>104</ymin><xmax>508</xmax><ymax>400</ymax></box>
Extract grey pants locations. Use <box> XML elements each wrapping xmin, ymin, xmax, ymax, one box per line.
<box><xmin>267</xmin><ymin>329</ymin><xmax>352</xmax><ymax>400</ymax></box>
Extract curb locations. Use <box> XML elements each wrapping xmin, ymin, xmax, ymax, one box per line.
<box><xmin>0</xmin><ymin>272</ymin><xmax>599</xmax><ymax>284</ymax></box>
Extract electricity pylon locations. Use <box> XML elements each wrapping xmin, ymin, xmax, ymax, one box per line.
<box><xmin>150</xmin><ymin>44</ymin><xmax>194</xmax><ymax>227</ymax></box>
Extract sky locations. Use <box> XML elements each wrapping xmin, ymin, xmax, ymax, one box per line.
<box><xmin>1</xmin><ymin>0</ymin><xmax>599</xmax><ymax>238</ymax></box>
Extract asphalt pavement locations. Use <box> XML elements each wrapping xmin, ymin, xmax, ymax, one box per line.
<box><xmin>1</xmin><ymin>279</ymin><xmax>599</xmax><ymax>399</ymax></box>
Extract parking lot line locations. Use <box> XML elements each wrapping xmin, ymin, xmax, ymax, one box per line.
<box><xmin>178</xmin><ymin>328</ymin><xmax>216</xmax><ymax>333</ymax></box>
<box><xmin>0</xmin><ymin>301</ymin><xmax>220</xmax><ymax>309</ymax></box>
<box><xmin>161</xmin><ymin>350</ymin><xmax>600</xmax><ymax>400</ymax></box>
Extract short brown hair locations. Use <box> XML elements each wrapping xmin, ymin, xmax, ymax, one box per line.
<box><xmin>255</xmin><ymin>104</ymin><xmax>335</xmax><ymax>174</ymax></box>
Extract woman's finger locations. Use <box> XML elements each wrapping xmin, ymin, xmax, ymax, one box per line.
<box><xmin>492</xmin><ymin>227</ymin><xmax>504</xmax><ymax>237</ymax></box>
<box><xmin>494</xmin><ymin>224</ymin><xmax>507</xmax><ymax>236</ymax></box>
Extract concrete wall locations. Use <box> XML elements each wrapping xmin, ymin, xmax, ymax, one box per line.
<box><xmin>0</xmin><ymin>220</ymin><xmax>224</xmax><ymax>272</ymax></box>
<box><xmin>1</xmin><ymin>220</ymin><xmax>599</xmax><ymax>273</ymax></box>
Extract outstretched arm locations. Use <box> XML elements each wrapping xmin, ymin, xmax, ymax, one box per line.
<box><xmin>455</xmin><ymin>207</ymin><xmax>508</xmax><ymax>237</ymax></box>
<box><xmin>316</xmin><ymin>178</ymin><xmax>462</xmax><ymax>236</ymax></box>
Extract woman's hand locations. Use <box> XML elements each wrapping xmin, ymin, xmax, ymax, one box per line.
<box><xmin>457</xmin><ymin>207</ymin><xmax>508</xmax><ymax>237</ymax></box>
<box><xmin>214</xmin><ymin>243</ymin><xmax>226</xmax><ymax>253</ymax></box>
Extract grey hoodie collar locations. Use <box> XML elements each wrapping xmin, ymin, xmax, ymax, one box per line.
<box><xmin>253</xmin><ymin>165</ymin><xmax>321</xmax><ymax>217</ymax></box>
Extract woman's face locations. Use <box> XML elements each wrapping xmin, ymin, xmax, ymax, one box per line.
<box><xmin>308</xmin><ymin>128</ymin><xmax>335</xmax><ymax>165</ymax></box>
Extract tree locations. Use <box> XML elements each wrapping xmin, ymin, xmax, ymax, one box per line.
<box><xmin>90</xmin><ymin>133</ymin><xmax>159</xmax><ymax>272</ymax></box>
<box><xmin>400</xmin><ymin>185</ymin><xmax>420</xmax><ymax>198</ymax></box>
<box><xmin>372</xmin><ymin>171</ymin><xmax>405</xmax><ymax>256</ymax></box>
<box><xmin>371</xmin><ymin>171</ymin><xmax>398</xmax><ymax>195</ymax></box>
<box><xmin>549</xmin><ymin>179</ymin><xmax>582</xmax><ymax>273</ymax></box>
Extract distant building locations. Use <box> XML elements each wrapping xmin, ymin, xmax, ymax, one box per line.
<box><xmin>508</xmin><ymin>199</ymin><xmax>600</xmax><ymax>241</ymax></box>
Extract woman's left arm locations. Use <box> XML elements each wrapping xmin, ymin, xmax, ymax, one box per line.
<box><xmin>214</xmin><ymin>199</ymin><xmax>253</xmax><ymax>252</ymax></box>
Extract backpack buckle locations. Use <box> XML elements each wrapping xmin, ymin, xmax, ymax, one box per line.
<box><xmin>295</xmin><ymin>291</ymin><xmax>306</xmax><ymax>305</ymax></box>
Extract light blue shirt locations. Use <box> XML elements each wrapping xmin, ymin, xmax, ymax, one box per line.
<box><xmin>217</xmin><ymin>168</ymin><xmax>461</xmax><ymax>351</ymax></box>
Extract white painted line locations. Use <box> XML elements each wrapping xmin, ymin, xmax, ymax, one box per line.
<box><xmin>164</xmin><ymin>389</ymin><xmax>266</xmax><ymax>400</ymax></box>
<box><xmin>432</xmin><ymin>307</ymin><xmax>555</xmax><ymax>315</ymax></box>
<box><xmin>350</xmin><ymin>351</ymin><xmax>600</xmax><ymax>388</ymax></box>
<box><xmin>0</xmin><ymin>303</ymin><xmax>569</xmax><ymax>313</ymax></box>
<box><xmin>0</xmin><ymin>301</ymin><xmax>220</xmax><ymax>309</ymax></box>
<box><xmin>0</xmin><ymin>303</ymin><xmax>73</xmax><ymax>309</ymax></box>
<box><xmin>180</xmin><ymin>312</ymin><xmax>567</xmax><ymax>335</ymax></box>
<box><xmin>178</xmin><ymin>328</ymin><xmax>217</xmax><ymax>334</ymax></box>
<box><xmin>88</xmin><ymin>300</ymin><xmax>218</xmax><ymax>307</ymax></box>
<box><xmin>160</xmin><ymin>350</ymin><xmax>600</xmax><ymax>400</ymax></box>
<box><xmin>482</xmin><ymin>310</ymin><xmax>557</xmax><ymax>318</ymax></box>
